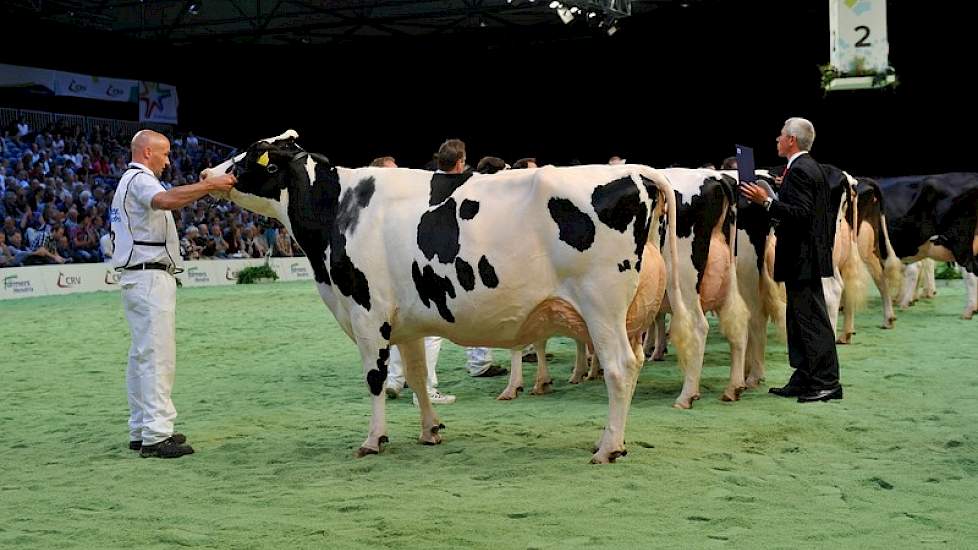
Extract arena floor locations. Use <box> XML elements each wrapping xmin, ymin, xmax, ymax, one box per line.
<box><xmin>2</xmin><ymin>280</ymin><xmax>976</xmax><ymax>548</ymax></box>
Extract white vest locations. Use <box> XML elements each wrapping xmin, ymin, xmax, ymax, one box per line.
<box><xmin>109</xmin><ymin>164</ymin><xmax>182</xmax><ymax>271</ymax></box>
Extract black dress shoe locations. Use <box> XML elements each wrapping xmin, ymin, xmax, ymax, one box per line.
<box><xmin>139</xmin><ymin>436</ymin><xmax>195</xmax><ymax>458</ymax></box>
<box><xmin>797</xmin><ymin>386</ymin><xmax>844</xmax><ymax>403</ymax></box>
<box><xmin>769</xmin><ymin>385</ymin><xmax>807</xmax><ymax>398</ymax></box>
<box><xmin>474</xmin><ymin>364</ymin><xmax>508</xmax><ymax>377</ymax></box>
<box><xmin>129</xmin><ymin>432</ymin><xmax>186</xmax><ymax>451</ymax></box>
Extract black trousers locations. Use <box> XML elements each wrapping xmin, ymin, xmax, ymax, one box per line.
<box><xmin>784</xmin><ymin>278</ymin><xmax>840</xmax><ymax>390</ymax></box>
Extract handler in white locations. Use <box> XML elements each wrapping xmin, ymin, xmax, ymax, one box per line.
<box><xmin>111</xmin><ymin>130</ymin><xmax>236</xmax><ymax>458</ymax></box>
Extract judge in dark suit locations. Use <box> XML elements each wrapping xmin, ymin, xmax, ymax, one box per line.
<box><xmin>740</xmin><ymin>117</ymin><xmax>843</xmax><ymax>403</ymax></box>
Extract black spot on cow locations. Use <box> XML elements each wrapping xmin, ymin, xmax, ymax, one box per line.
<box><xmin>379</xmin><ymin>322</ymin><xmax>392</xmax><ymax>340</ymax></box>
<box><xmin>548</xmin><ymin>197</ymin><xmax>595</xmax><ymax>252</ymax></box>
<box><xmin>429</xmin><ymin>172</ymin><xmax>474</xmax><ymax>206</ymax></box>
<box><xmin>417</xmin><ymin>198</ymin><xmax>460</xmax><ymax>264</ymax></box>
<box><xmin>335</xmin><ymin>176</ymin><xmax>376</xmax><ymax>234</ymax></box>
<box><xmin>459</xmin><ymin>199</ymin><xmax>480</xmax><ymax>220</ymax></box>
<box><xmin>412</xmin><ymin>261</ymin><xmax>457</xmax><ymax>322</ymax></box>
<box><xmin>329</xmin><ymin>233</ymin><xmax>371</xmax><ymax>310</ymax></box>
<box><xmin>367</xmin><ymin>347</ymin><xmax>390</xmax><ymax>396</ymax></box>
<box><xmin>478</xmin><ymin>256</ymin><xmax>499</xmax><ymax>288</ymax></box>
<box><xmin>592</xmin><ymin>177</ymin><xmax>644</xmax><ymax>233</ymax></box>
<box><xmin>455</xmin><ymin>258</ymin><xmax>476</xmax><ymax>291</ymax></box>
<box><xmin>618</xmin><ymin>260</ymin><xmax>631</xmax><ymax>272</ymax></box>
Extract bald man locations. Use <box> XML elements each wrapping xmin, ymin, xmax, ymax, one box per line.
<box><xmin>111</xmin><ymin>130</ymin><xmax>236</xmax><ymax>458</ymax></box>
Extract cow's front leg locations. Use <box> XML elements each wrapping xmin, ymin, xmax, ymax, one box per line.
<box><xmin>354</xmin><ymin>327</ymin><xmax>393</xmax><ymax>458</ymax></box>
<box><xmin>650</xmin><ymin>314</ymin><xmax>668</xmax><ymax>361</ymax></box>
<box><xmin>962</xmin><ymin>270</ymin><xmax>978</xmax><ymax>320</ymax></box>
<box><xmin>398</xmin><ymin>338</ymin><xmax>444</xmax><ymax>445</ymax></box>
<box><xmin>530</xmin><ymin>339</ymin><xmax>554</xmax><ymax>395</ymax></box>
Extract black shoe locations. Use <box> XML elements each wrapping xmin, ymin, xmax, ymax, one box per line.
<box><xmin>474</xmin><ymin>364</ymin><xmax>509</xmax><ymax>377</ymax></box>
<box><xmin>797</xmin><ymin>385</ymin><xmax>844</xmax><ymax>403</ymax></box>
<box><xmin>129</xmin><ymin>432</ymin><xmax>186</xmax><ymax>451</ymax></box>
<box><xmin>140</xmin><ymin>436</ymin><xmax>195</xmax><ymax>458</ymax></box>
<box><xmin>769</xmin><ymin>385</ymin><xmax>807</xmax><ymax>398</ymax></box>
<box><xmin>522</xmin><ymin>352</ymin><xmax>555</xmax><ymax>363</ymax></box>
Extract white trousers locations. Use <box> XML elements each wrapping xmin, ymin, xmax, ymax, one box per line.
<box><xmin>465</xmin><ymin>347</ymin><xmax>494</xmax><ymax>376</ymax></box>
<box><xmin>121</xmin><ymin>270</ymin><xmax>177</xmax><ymax>445</ymax></box>
<box><xmin>387</xmin><ymin>337</ymin><xmax>442</xmax><ymax>393</ymax></box>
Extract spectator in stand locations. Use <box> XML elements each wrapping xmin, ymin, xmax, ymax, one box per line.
<box><xmin>369</xmin><ymin>156</ymin><xmax>397</xmax><ymax>168</ymax></box>
<box><xmin>476</xmin><ymin>156</ymin><xmax>507</xmax><ymax>174</ymax></box>
<box><xmin>274</xmin><ymin>227</ymin><xmax>294</xmax><ymax>257</ymax></box>
<box><xmin>0</xmin><ymin>231</ymin><xmax>16</xmax><ymax>267</ymax></box>
<box><xmin>70</xmin><ymin>212</ymin><xmax>100</xmax><ymax>262</ymax></box>
<box><xmin>512</xmin><ymin>157</ymin><xmax>538</xmax><ymax>169</ymax></box>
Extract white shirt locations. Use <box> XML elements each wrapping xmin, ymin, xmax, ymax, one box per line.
<box><xmin>109</xmin><ymin>162</ymin><xmax>182</xmax><ymax>270</ymax></box>
<box><xmin>786</xmin><ymin>151</ymin><xmax>808</xmax><ymax>171</ymax></box>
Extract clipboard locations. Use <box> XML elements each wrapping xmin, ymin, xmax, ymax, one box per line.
<box><xmin>735</xmin><ymin>144</ymin><xmax>755</xmax><ymax>182</ymax></box>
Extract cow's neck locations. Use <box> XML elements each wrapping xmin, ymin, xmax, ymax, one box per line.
<box><xmin>284</xmin><ymin>153</ymin><xmax>342</xmax><ymax>286</ymax></box>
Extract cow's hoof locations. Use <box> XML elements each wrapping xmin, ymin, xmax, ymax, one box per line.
<box><xmin>961</xmin><ymin>313</ymin><xmax>974</xmax><ymax>320</ymax></box>
<box><xmin>881</xmin><ymin>319</ymin><xmax>895</xmax><ymax>329</ymax></box>
<box><xmin>836</xmin><ymin>334</ymin><xmax>852</xmax><ymax>345</ymax></box>
<box><xmin>530</xmin><ymin>380</ymin><xmax>554</xmax><ymax>395</ymax></box>
<box><xmin>745</xmin><ymin>375</ymin><xmax>764</xmax><ymax>389</ymax></box>
<box><xmin>721</xmin><ymin>386</ymin><xmax>745</xmax><ymax>402</ymax></box>
<box><xmin>355</xmin><ymin>446</ymin><xmax>379</xmax><ymax>458</ymax></box>
<box><xmin>673</xmin><ymin>394</ymin><xmax>698</xmax><ymax>409</ymax></box>
<box><xmin>496</xmin><ymin>386</ymin><xmax>522</xmax><ymax>400</ymax></box>
<box><xmin>585</xmin><ymin>371</ymin><xmax>604</xmax><ymax>381</ymax></box>
<box><xmin>652</xmin><ymin>354</ymin><xmax>666</xmax><ymax>362</ymax></box>
<box><xmin>589</xmin><ymin>449</ymin><xmax>626</xmax><ymax>464</ymax></box>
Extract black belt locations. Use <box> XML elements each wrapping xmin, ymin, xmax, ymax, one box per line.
<box><xmin>125</xmin><ymin>262</ymin><xmax>171</xmax><ymax>271</ymax></box>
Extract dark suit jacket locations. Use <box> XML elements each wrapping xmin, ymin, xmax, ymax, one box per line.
<box><xmin>769</xmin><ymin>153</ymin><xmax>834</xmax><ymax>282</ymax></box>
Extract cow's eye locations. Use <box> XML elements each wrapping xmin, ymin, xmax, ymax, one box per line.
<box><xmin>267</xmin><ymin>164</ymin><xmax>279</xmax><ymax>174</ymax></box>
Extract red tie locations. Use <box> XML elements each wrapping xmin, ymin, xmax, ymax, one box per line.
<box><xmin>781</xmin><ymin>165</ymin><xmax>789</xmax><ymax>178</ymax></box>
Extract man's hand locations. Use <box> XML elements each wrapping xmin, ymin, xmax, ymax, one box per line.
<box><xmin>203</xmin><ymin>173</ymin><xmax>237</xmax><ymax>193</ymax></box>
<box><xmin>739</xmin><ymin>181</ymin><xmax>769</xmax><ymax>205</ymax></box>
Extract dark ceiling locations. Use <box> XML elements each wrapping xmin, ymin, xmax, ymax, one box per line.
<box><xmin>3</xmin><ymin>0</ymin><xmax>699</xmax><ymax>46</ymax></box>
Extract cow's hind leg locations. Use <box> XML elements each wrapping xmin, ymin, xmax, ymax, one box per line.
<box><xmin>718</xmin><ymin>265</ymin><xmax>749</xmax><ymax>402</ymax></box>
<box><xmin>530</xmin><ymin>339</ymin><xmax>554</xmax><ymax>395</ymax></box>
<box><xmin>962</xmin><ymin>270</ymin><xmax>978</xmax><ymax>320</ymax></box>
<box><xmin>568</xmin><ymin>340</ymin><xmax>589</xmax><ymax>384</ymax></box>
<box><xmin>588</xmin><ymin>322</ymin><xmax>639</xmax><ymax>464</ymax></box>
<box><xmin>398</xmin><ymin>338</ymin><xmax>445</xmax><ymax>445</ymax></box>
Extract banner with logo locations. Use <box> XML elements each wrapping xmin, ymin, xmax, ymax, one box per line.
<box><xmin>0</xmin><ymin>63</ymin><xmax>56</xmax><ymax>92</ymax></box>
<box><xmin>53</xmin><ymin>71</ymin><xmax>137</xmax><ymax>103</ymax></box>
<box><xmin>829</xmin><ymin>0</ymin><xmax>889</xmax><ymax>75</ymax></box>
<box><xmin>1</xmin><ymin>258</ymin><xmax>315</xmax><ymax>300</ymax></box>
<box><xmin>138</xmin><ymin>81</ymin><xmax>179</xmax><ymax>124</ymax></box>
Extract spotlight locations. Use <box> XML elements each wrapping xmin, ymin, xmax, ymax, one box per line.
<box><xmin>187</xmin><ymin>1</ymin><xmax>201</xmax><ymax>15</ymax></box>
<box><xmin>556</xmin><ymin>6</ymin><xmax>575</xmax><ymax>24</ymax></box>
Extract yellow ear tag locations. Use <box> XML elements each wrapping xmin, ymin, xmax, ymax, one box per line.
<box><xmin>257</xmin><ymin>152</ymin><xmax>270</xmax><ymax>167</ymax></box>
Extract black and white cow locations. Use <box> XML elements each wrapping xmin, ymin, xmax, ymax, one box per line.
<box><xmin>881</xmin><ymin>173</ymin><xmax>978</xmax><ymax>319</ymax></box>
<box><xmin>851</xmin><ymin>177</ymin><xmax>904</xmax><ymax>330</ymax></box>
<box><xmin>648</xmin><ymin>168</ymin><xmax>751</xmax><ymax>408</ymax></box>
<box><xmin>204</xmin><ymin>131</ymin><xmax>693</xmax><ymax>463</ymax></box>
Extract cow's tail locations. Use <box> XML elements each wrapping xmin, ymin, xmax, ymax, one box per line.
<box><xmin>638</xmin><ymin>168</ymin><xmax>695</xmax><ymax>374</ymax></box>
<box><xmin>840</xmin><ymin>173</ymin><xmax>869</xmax><ymax>314</ymax></box>
<box><xmin>879</xmin><ymin>211</ymin><xmax>904</xmax><ymax>300</ymax></box>
<box><xmin>760</xmin><ymin>234</ymin><xmax>787</xmax><ymax>341</ymax></box>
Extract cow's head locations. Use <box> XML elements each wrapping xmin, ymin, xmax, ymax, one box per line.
<box><xmin>206</xmin><ymin>129</ymin><xmax>310</xmax><ymax>221</ymax></box>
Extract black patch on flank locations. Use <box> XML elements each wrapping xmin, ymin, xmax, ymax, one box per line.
<box><xmin>412</xmin><ymin>261</ymin><xmax>457</xmax><ymax>322</ymax></box>
<box><xmin>618</xmin><ymin>260</ymin><xmax>631</xmax><ymax>272</ymax></box>
<box><xmin>335</xmin><ymin>176</ymin><xmax>376</xmax><ymax>234</ymax></box>
<box><xmin>417</xmin><ymin>198</ymin><xmax>460</xmax><ymax>264</ymax></box>
<box><xmin>429</xmin><ymin>172</ymin><xmax>474</xmax><ymax>206</ymax></box>
<box><xmin>329</xmin><ymin>233</ymin><xmax>371</xmax><ymax>310</ymax></box>
<box><xmin>379</xmin><ymin>322</ymin><xmax>392</xmax><ymax>340</ymax></box>
<box><xmin>459</xmin><ymin>199</ymin><xmax>480</xmax><ymax>220</ymax></box>
<box><xmin>478</xmin><ymin>256</ymin><xmax>499</xmax><ymax>288</ymax></box>
<box><xmin>548</xmin><ymin>197</ymin><xmax>595</xmax><ymax>252</ymax></box>
<box><xmin>455</xmin><ymin>258</ymin><xmax>476</xmax><ymax>291</ymax></box>
<box><xmin>592</xmin><ymin>177</ymin><xmax>644</xmax><ymax>233</ymax></box>
<box><xmin>367</xmin><ymin>347</ymin><xmax>390</xmax><ymax>396</ymax></box>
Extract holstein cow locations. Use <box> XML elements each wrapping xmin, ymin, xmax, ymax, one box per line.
<box><xmin>648</xmin><ymin>168</ymin><xmax>751</xmax><ymax>409</ymax></box>
<box><xmin>851</xmin><ymin>177</ymin><xmax>904</xmax><ymax>330</ymax></box>
<box><xmin>204</xmin><ymin>131</ymin><xmax>693</xmax><ymax>463</ymax></box>
<box><xmin>899</xmin><ymin>258</ymin><xmax>937</xmax><ymax>307</ymax></box>
<box><xmin>880</xmin><ymin>173</ymin><xmax>978</xmax><ymax>319</ymax></box>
